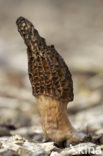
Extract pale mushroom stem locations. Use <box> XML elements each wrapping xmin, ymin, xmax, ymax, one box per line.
<box><xmin>37</xmin><ymin>95</ymin><xmax>86</xmax><ymax>144</ymax></box>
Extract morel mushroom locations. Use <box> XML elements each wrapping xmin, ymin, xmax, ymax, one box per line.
<box><xmin>16</xmin><ymin>17</ymin><xmax>86</xmax><ymax>145</ymax></box>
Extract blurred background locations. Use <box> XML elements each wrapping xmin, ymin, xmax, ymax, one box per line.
<box><xmin>0</xmin><ymin>0</ymin><xmax>103</xmax><ymax>137</ymax></box>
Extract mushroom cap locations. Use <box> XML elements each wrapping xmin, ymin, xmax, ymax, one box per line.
<box><xmin>16</xmin><ymin>17</ymin><xmax>74</xmax><ymax>104</ymax></box>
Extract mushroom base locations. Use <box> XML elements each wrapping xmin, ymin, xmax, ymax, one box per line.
<box><xmin>36</xmin><ymin>95</ymin><xmax>86</xmax><ymax>144</ymax></box>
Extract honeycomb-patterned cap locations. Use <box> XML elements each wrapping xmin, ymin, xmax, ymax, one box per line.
<box><xmin>16</xmin><ymin>17</ymin><xmax>74</xmax><ymax>104</ymax></box>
